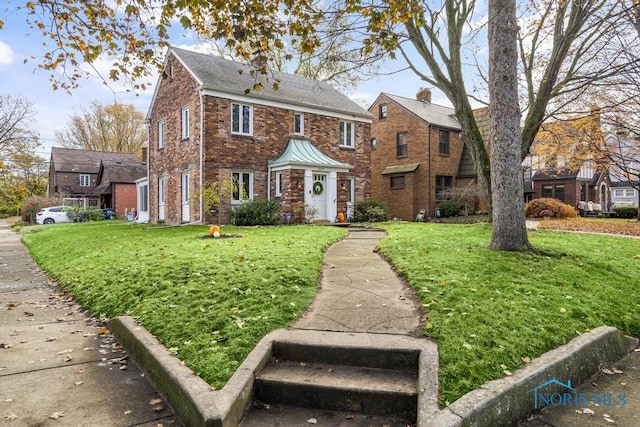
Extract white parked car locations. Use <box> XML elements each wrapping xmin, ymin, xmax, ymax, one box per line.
<box><xmin>36</xmin><ymin>206</ymin><xmax>71</xmax><ymax>225</ymax></box>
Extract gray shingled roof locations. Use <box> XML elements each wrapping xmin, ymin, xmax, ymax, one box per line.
<box><xmin>170</xmin><ymin>47</ymin><xmax>372</xmax><ymax>120</ymax></box>
<box><xmin>51</xmin><ymin>147</ymin><xmax>142</xmax><ymax>174</ymax></box>
<box><xmin>269</xmin><ymin>139</ymin><xmax>352</xmax><ymax>170</ymax></box>
<box><xmin>382</xmin><ymin>93</ymin><xmax>460</xmax><ymax>130</ymax></box>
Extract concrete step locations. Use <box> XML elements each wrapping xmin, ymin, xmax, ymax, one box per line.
<box><xmin>254</xmin><ymin>359</ymin><xmax>418</xmax><ymax>417</ymax></box>
<box><xmin>239</xmin><ymin>402</ymin><xmax>415</xmax><ymax>427</ymax></box>
<box><xmin>250</xmin><ymin>340</ymin><xmax>420</xmax><ymax>421</ymax></box>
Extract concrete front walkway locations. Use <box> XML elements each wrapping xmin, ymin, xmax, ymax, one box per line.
<box><xmin>292</xmin><ymin>229</ymin><xmax>424</xmax><ymax>335</ymax></box>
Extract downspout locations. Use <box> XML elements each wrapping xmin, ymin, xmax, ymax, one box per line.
<box><xmin>145</xmin><ymin>119</ymin><xmax>150</xmax><ymax>222</ymax></box>
<box><xmin>428</xmin><ymin>123</ymin><xmax>432</xmax><ymax>217</ymax></box>
<box><xmin>198</xmin><ymin>88</ymin><xmax>204</xmax><ymax>224</ymax></box>
<box><xmin>267</xmin><ymin>165</ymin><xmax>271</xmax><ymax>201</ymax></box>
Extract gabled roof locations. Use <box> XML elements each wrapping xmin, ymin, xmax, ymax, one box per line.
<box><xmin>532</xmin><ymin>168</ymin><xmax>579</xmax><ymax>180</ymax></box>
<box><xmin>92</xmin><ymin>159</ymin><xmax>146</xmax><ymax>195</ymax></box>
<box><xmin>50</xmin><ymin>147</ymin><xmax>141</xmax><ymax>174</ymax></box>
<box><xmin>268</xmin><ymin>139</ymin><xmax>352</xmax><ymax>171</ymax></box>
<box><xmin>374</xmin><ymin>92</ymin><xmax>461</xmax><ymax>130</ymax></box>
<box><xmin>168</xmin><ymin>47</ymin><xmax>372</xmax><ymax>120</ymax></box>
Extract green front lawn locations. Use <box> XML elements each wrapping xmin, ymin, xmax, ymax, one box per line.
<box><xmin>21</xmin><ymin>221</ymin><xmax>640</xmax><ymax>406</ymax></box>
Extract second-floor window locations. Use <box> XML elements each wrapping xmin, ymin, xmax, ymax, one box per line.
<box><xmin>379</xmin><ymin>104</ymin><xmax>387</xmax><ymax>119</ymax></box>
<box><xmin>232</xmin><ymin>103</ymin><xmax>252</xmax><ymax>135</ymax></box>
<box><xmin>397</xmin><ymin>132</ymin><xmax>408</xmax><ymax>157</ymax></box>
<box><xmin>294</xmin><ymin>112</ymin><xmax>304</xmax><ymax>135</ymax></box>
<box><xmin>158</xmin><ymin>121</ymin><xmax>165</xmax><ymax>149</ymax></box>
<box><xmin>181</xmin><ymin>107</ymin><xmax>190</xmax><ymax>139</ymax></box>
<box><xmin>79</xmin><ymin>174</ymin><xmax>90</xmax><ymax>187</ymax></box>
<box><xmin>339</xmin><ymin>120</ymin><xmax>354</xmax><ymax>147</ymax></box>
<box><xmin>439</xmin><ymin>130</ymin><xmax>450</xmax><ymax>155</ymax></box>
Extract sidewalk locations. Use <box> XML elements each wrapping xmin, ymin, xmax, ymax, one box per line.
<box><xmin>0</xmin><ymin>219</ymin><xmax>181</xmax><ymax>426</ymax></box>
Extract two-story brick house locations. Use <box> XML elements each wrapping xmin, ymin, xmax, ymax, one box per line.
<box><xmin>48</xmin><ymin>147</ymin><xmax>144</xmax><ymax>214</ymax></box>
<box><xmin>369</xmin><ymin>90</ymin><xmax>464</xmax><ymax>220</ymax></box>
<box><xmin>146</xmin><ymin>47</ymin><xmax>372</xmax><ymax>225</ymax></box>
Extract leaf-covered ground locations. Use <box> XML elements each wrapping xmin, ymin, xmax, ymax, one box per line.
<box><xmin>537</xmin><ymin>218</ymin><xmax>640</xmax><ymax>236</ymax></box>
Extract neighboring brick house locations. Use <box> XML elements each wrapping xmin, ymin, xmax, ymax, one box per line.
<box><xmin>48</xmin><ymin>147</ymin><xmax>144</xmax><ymax>213</ymax></box>
<box><xmin>524</xmin><ymin>114</ymin><xmax>612</xmax><ymax>212</ymax></box>
<box><xmin>91</xmin><ymin>157</ymin><xmax>147</xmax><ymax>219</ymax></box>
<box><xmin>369</xmin><ymin>90</ymin><xmax>464</xmax><ymax>220</ymax></box>
<box><xmin>146</xmin><ymin>47</ymin><xmax>372</xmax><ymax>225</ymax></box>
<box><xmin>531</xmin><ymin>166</ymin><xmax>611</xmax><ymax>212</ymax></box>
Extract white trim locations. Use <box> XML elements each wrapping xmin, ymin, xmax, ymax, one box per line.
<box><xmin>157</xmin><ymin>120</ymin><xmax>165</xmax><ymax>149</ymax></box>
<box><xmin>275</xmin><ymin>171</ymin><xmax>282</xmax><ymax>197</ymax></box>
<box><xmin>181</xmin><ymin>106</ymin><xmax>190</xmax><ymax>139</ymax></box>
<box><xmin>294</xmin><ymin>112</ymin><xmax>304</xmax><ymax>135</ymax></box>
<box><xmin>200</xmin><ymin>89</ymin><xmax>373</xmax><ymax>123</ymax></box>
<box><xmin>231</xmin><ymin>102</ymin><xmax>253</xmax><ymax>135</ymax></box>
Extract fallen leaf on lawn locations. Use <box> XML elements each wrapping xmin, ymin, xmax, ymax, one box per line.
<box><xmin>153</xmin><ymin>404</ymin><xmax>164</xmax><ymax>412</ymax></box>
<box><xmin>24</xmin><ymin>312</ymin><xmax>34</xmax><ymax>316</ymax></box>
<box><xmin>49</xmin><ymin>412</ymin><xmax>65</xmax><ymax>419</ymax></box>
<box><xmin>345</xmin><ymin>414</ymin><xmax>356</xmax><ymax>419</ymax></box>
<box><xmin>45</xmin><ymin>337</ymin><xmax>57</xmax><ymax>342</ymax></box>
<box><xmin>398</xmin><ymin>295</ymin><xmax>406</xmax><ymax>300</ymax></box>
<box><xmin>124</xmin><ymin>410</ymin><xmax>132</xmax><ymax>415</ymax></box>
<box><xmin>604</xmin><ymin>417</ymin><xmax>614</xmax><ymax>423</ymax></box>
<box><xmin>560</xmin><ymin>307</ymin><xmax>566</xmax><ymax>313</ymax></box>
<box><xmin>299</xmin><ymin>362</ymin><xmax>307</xmax><ymax>367</ymax></box>
<box><xmin>97</xmin><ymin>327</ymin><xmax>110</xmax><ymax>335</ymax></box>
<box><xmin>462</xmin><ymin>342</ymin><xmax>473</xmax><ymax>350</ymax></box>
<box><xmin>327</xmin><ymin>368</ymin><xmax>334</xmax><ymax>373</ymax></box>
<box><xmin>4</xmin><ymin>398</ymin><xmax>13</xmax><ymax>403</ymax></box>
<box><xmin>120</xmin><ymin>365</ymin><xmax>127</xmax><ymax>370</ymax></box>
<box><xmin>150</xmin><ymin>398</ymin><xmax>163</xmax><ymax>405</ymax></box>
<box><xmin>75</xmin><ymin>381</ymin><xmax>83</xmax><ymax>386</ymax></box>
<box><xmin>0</xmin><ymin>343</ymin><xmax>13</xmax><ymax>349</ymax></box>
<box><xmin>634</xmin><ymin>348</ymin><xmax>640</xmax><ymax>352</ymax></box>
<box><xmin>56</xmin><ymin>349</ymin><xmax>73</xmax><ymax>355</ymax></box>
<box><xmin>583</xmin><ymin>408</ymin><xmax>595</xmax><ymax>415</ymax></box>
<box><xmin>602</xmin><ymin>368</ymin><xmax>617</xmax><ymax>375</ymax></box>
<box><xmin>307</xmin><ymin>418</ymin><xmax>317</xmax><ymax>424</ymax></box>
<box><xmin>4</xmin><ymin>414</ymin><xmax>18</xmax><ymax>421</ymax></box>
<box><xmin>612</xmin><ymin>369</ymin><xmax>623</xmax><ymax>374</ymax></box>
<box><xmin>64</xmin><ymin>354</ymin><xmax>73</xmax><ymax>362</ymax></box>
<box><xmin>522</xmin><ymin>357</ymin><xmax>531</xmax><ymax>363</ymax></box>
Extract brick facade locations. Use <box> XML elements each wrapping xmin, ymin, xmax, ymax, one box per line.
<box><xmin>113</xmin><ymin>183</ymin><xmax>138</xmax><ymax>219</ymax></box>
<box><xmin>370</xmin><ymin>93</ymin><xmax>463</xmax><ymax>220</ymax></box>
<box><xmin>147</xmin><ymin>49</ymin><xmax>371</xmax><ymax>225</ymax></box>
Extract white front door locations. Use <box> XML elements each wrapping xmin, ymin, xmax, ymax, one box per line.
<box><xmin>311</xmin><ymin>173</ymin><xmax>327</xmax><ymax>219</ymax></box>
<box><xmin>158</xmin><ymin>177</ymin><xmax>165</xmax><ymax>221</ymax></box>
<box><xmin>181</xmin><ymin>173</ymin><xmax>190</xmax><ymax>222</ymax></box>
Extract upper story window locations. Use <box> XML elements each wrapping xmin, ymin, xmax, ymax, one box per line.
<box><xmin>158</xmin><ymin>120</ymin><xmax>165</xmax><ymax>149</ymax></box>
<box><xmin>339</xmin><ymin>120</ymin><xmax>354</xmax><ymax>148</ymax></box>
<box><xmin>439</xmin><ymin>130</ymin><xmax>450</xmax><ymax>155</ymax></box>
<box><xmin>397</xmin><ymin>132</ymin><xmax>408</xmax><ymax>157</ymax></box>
<box><xmin>79</xmin><ymin>174</ymin><xmax>90</xmax><ymax>187</ymax></box>
<box><xmin>181</xmin><ymin>106</ymin><xmax>190</xmax><ymax>139</ymax></box>
<box><xmin>232</xmin><ymin>171</ymin><xmax>253</xmax><ymax>202</ymax></box>
<box><xmin>232</xmin><ymin>103</ymin><xmax>253</xmax><ymax>135</ymax></box>
<box><xmin>379</xmin><ymin>104</ymin><xmax>388</xmax><ymax>119</ymax></box>
<box><xmin>294</xmin><ymin>112</ymin><xmax>304</xmax><ymax>135</ymax></box>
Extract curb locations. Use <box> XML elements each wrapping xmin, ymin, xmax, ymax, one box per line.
<box><xmin>109</xmin><ymin>317</ymin><xmax>637</xmax><ymax>427</ymax></box>
<box><xmin>429</xmin><ymin>326</ymin><xmax>638</xmax><ymax>427</ymax></box>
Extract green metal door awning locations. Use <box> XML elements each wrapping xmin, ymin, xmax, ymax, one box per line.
<box><xmin>269</xmin><ymin>139</ymin><xmax>352</xmax><ymax>171</ymax></box>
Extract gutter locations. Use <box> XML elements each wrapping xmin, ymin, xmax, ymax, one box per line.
<box><xmin>199</xmin><ymin>89</ymin><xmax>204</xmax><ymax>223</ymax></box>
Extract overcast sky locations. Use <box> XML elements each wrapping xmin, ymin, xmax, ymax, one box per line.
<box><xmin>0</xmin><ymin>6</ymin><xmax>459</xmax><ymax>161</ymax></box>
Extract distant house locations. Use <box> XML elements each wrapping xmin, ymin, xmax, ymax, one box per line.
<box><xmin>369</xmin><ymin>89</ymin><xmax>465</xmax><ymax>220</ymax></box>
<box><xmin>48</xmin><ymin>147</ymin><xmax>145</xmax><ymax>218</ymax></box>
<box><xmin>525</xmin><ymin>113</ymin><xmax>611</xmax><ymax>212</ymax></box>
<box><xmin>531</xmin><ymin>165</ymin><xmax>611</xmax><ymax>212</ymax></box>
<box><xmin>91</xmin><ymin>157</ymin><xmax>147</xmax><ymax>219</ymax></box>
<box><xmin>145</xmin><ymin>46</ymin><xmax>372</xmax><ymax>225</ymax></box>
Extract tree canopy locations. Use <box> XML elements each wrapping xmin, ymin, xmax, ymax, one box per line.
<box><xmin>55</xmin><ymin>101</ymin><xmax>146</xmax><ymax>154</ymax></box>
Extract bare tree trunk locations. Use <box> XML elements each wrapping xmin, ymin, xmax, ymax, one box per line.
<box><xmin>488</xmin><ymin>0</ymin><xmax>534</xmax><ymax>251</ymax></box>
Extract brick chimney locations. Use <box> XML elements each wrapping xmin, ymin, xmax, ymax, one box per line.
<box><xmin>416</xmin><ymin>87</ymin><xmax>432</xmax><ymax>103</ymax></box>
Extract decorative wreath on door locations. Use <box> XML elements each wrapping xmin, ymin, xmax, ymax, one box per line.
<box><xmin>312</xmin><ymin>181</ymin><xmax>324</xmax><ymax>195</ymax></box>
